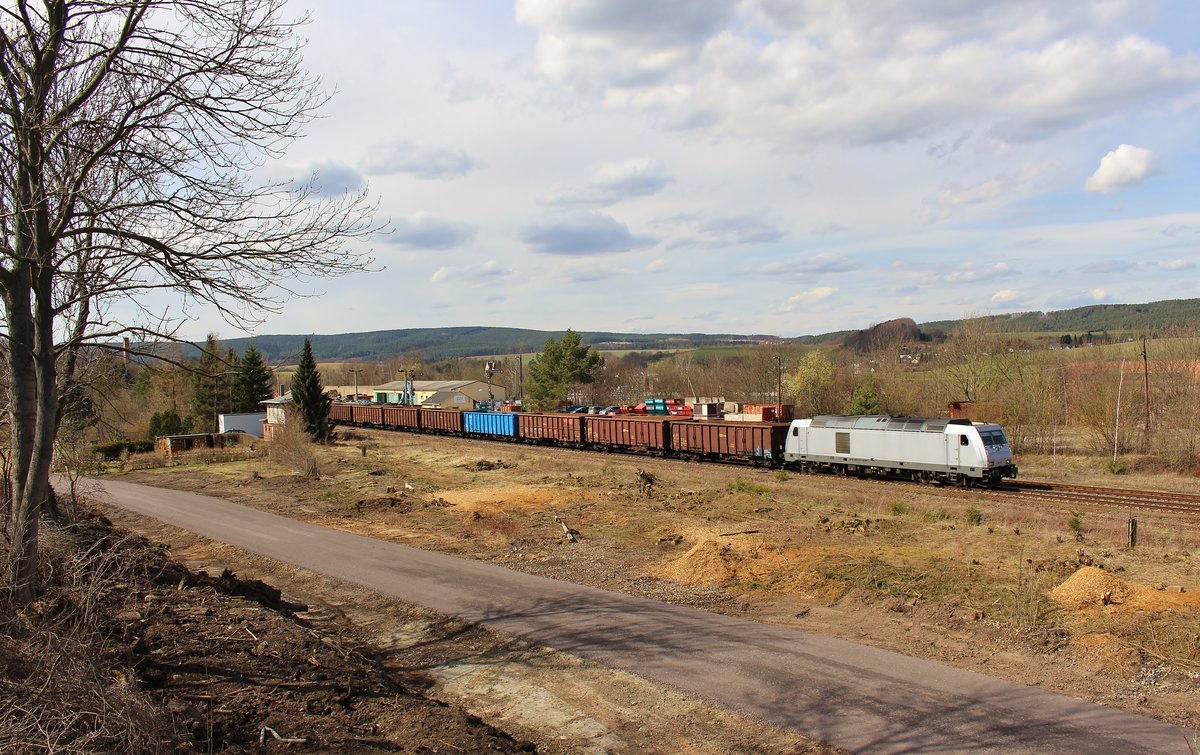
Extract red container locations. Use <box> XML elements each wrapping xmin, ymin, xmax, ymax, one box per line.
<box><xmin>382</xmin><ymin>406</ymin><xmax>421</xmax><ymax>430</ymax></box>
<box><xmin>352</xmin><ymin>404</ymin><xmax>384</xmax><ymax>425</ymax></box>
<box><xmin>517</xmin><ymin>413</ymin><xmax>585</xmax><ymax>444</ymax></box>
<box><xmin>329</xmin><ymin>403</ymin><xmax>352</xmax><ymax>423</ymax></box>
<box><xmin>583</xmin><ymin>416</ymin><xmax>669</xmax><ymax>452</ymax></box>
<box><xmin>421</xmin><ymin>408</ymin><xmax>464</xmax><ymax>434</ymax></box>
<box><xmin>670</xmin><ymin>420</ymin><xmax>788</xmax><ymax>463</ymax></box>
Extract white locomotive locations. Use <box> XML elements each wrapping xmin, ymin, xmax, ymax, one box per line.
<box><xmin>784</xmin><ymin>415</ymin><xmax>1017</xmax><ymax>486</ymax></box>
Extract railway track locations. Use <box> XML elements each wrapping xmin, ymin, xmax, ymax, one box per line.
<box><xmin>1002</xmin><ymin>480</ymin><xmax>1200</xmax><ymax>515</ymax></box>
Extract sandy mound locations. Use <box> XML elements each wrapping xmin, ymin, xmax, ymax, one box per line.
<box><xmin>1051</xmin><ymin>566</ymin><xmax>1200</xmax><ymax>612</ymax></box>
<box><xmin>650</xmin><ymin>539</ymin><xmax>841</xmax><ymax>600</ymax></box>
<box><xmin>436</xmin><ymin>486</ymin><xmax>563</xmax><ymax>513</ymax></box>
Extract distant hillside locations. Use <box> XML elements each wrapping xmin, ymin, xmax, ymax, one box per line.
<box><xmin>920</xmin><ymin>298</ymin><xmax>1200</xmax><ymax>336</ymax></box>
<box><xmin>192</xmin><ymin>298</ymin><xmax>1200</xmax><ymax>363</ymax></box>
<box><xmin>222</xmin><ymin>327</ymin><xmax>784</xmax><ymax>363</ymax></box>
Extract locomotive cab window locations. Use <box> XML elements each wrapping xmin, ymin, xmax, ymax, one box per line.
<box><xmin>960</xmin><ymin>435</ymin><xmax>969</xmax><ymax>446</ymax></box>
<box><xmin>792</xmin><ymin>427</ymin><xmax>799</xmax><ymax>436</ymax></box>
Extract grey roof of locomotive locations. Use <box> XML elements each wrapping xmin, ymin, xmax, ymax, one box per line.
<box><xmin>809</xmin><ymin>415</ymin><xmax>975</xmax><ymax>433</ymax></box>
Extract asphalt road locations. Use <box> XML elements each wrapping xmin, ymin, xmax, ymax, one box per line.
<box><xmin>79</xmin><ymin>476</ymin><xmax>1194</xmax><ymax>754</ymax></box>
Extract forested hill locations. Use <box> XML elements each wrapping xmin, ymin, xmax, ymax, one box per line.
<box><xmin>210</xmin><ymin>298</ymin><xmax>1200</xmax><ymax>362</ymax></box>
<box><xmin>223</xmin><ymin>327</ymin><xmax>782</xmax><ymax>362</ymax></box>
<box><xmin>919</xmin><ymin>298</ymin><xmax>1200</xmax><ymax>335</ymax></box>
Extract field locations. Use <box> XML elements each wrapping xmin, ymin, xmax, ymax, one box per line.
<box><xmin>91</xmin><ymin>427</ymin><xmax>1200</xmax><ymax>749</ymax></box>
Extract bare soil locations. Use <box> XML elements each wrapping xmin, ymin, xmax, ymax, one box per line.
<box><xmin>104</xmin><ymin>429</ymin><xmax>1200</xmax><ymax>747</ymax></box>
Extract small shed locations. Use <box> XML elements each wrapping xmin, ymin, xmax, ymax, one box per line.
<box><xmin>218</xmin><ymin>412</ymin><xmax>267</xmax><ymax>438</ymax></box>
<box><xmin>155</xmin><ymin>432</ymin><xmax>244</xmax><ymax>458</ymax></box>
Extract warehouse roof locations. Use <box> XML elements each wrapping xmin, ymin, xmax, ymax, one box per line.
<box><xmin>375</xmin><ymin>379</ymin><xmax>480</xmax><ymax>392</ymax></box>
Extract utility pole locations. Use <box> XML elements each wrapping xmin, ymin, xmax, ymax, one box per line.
<box><xmin>349</xmin><ymin>368</ymin><xmax>363</xmax><ymax>401</ymax></box>
<box><xmin>774</xmin><ymin>355</ymin><xmax>783</xmax><ymax>407</ymax></box>
<box><xmin>1140</xmin><ymin>336</ymin><xmax>1151</xmax><ymax>449</ymax></box>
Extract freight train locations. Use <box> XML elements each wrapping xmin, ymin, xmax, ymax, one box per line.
<box><xmin>329</xmin><ymin>403</ymin><xmax>1018</xmax><ymax>486</ymax></box>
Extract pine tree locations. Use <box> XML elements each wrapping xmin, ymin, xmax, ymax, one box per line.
<box><xmin>190</xmin><ymin>334</ymin><xmax>223</xmax><ymax>432</ymax></box>
<box><xmin>291</xmin><ymin>338</ymin><xmax>330</xmax><ymax>440</ymax></box>
<box><xmin>523</xmin><ymin>329</ymin><xmax>605</xmax><ymax>412</ymax></box>
<box><xmin>233</xmin><ymin>344</ymin><xmax>274</xmax><ymax>412</ymax></box>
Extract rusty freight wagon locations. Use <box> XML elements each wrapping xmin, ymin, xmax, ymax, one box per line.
<box><xmin>350</xmin><ymin>404</ymin><xmax>385</xmax><ymax>426</ymax></box>
<box><xmin>381</xmin><ymin>405</ymin><xmax>421</xmax><ymax>430</ymax></box>
<box><xmin>328</xmin><ymin>403</ymin><xmax>353</xmax><ymax>424</ymax></box>
<box><xmin>420</xmin><ymin>408</ymin><xmax>464</xmax><ymax>435</ymax></box>
<box><xmin>583</xmin><ymin>416</ymin><xmax>671</xmax><ymax>454</ymax></box>
<box><xmin>517</xmin><ymin>413</ymin><xmax>585</xmax><ymax>445</ymax></box>
<box><xmin>670</xmin><ymin>420</ymin><xmax>788</xmax><ymax>464</ymax></box>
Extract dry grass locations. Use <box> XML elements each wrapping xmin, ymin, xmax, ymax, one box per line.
<box><xmin>267</xmin><ymin>414</ymin><xmax>321</xmax><ymax>479</ymax></box>
<box><xmin>0</xmin><ymin>520</ymin><xmax>177</xmax><ymax>753</ymax></box>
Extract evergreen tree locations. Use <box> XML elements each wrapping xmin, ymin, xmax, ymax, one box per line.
<box><xmin>523</xmin><ymin>329</ymin><xmax>605</xmax><ymax>411</ymax></box>
<box><xmin>233</xmin><ymin>344</ymin><xmax>274</xmax><ymax>412</ymax></box>
<box><xmin>291</xmin><ymin>338</ymin><xmax>330</xmax><ymax>440</ymax></box>
<box><xmin>190</xmin><ymin>334</ymin><xmax>223</xmax><ymax>432</ymax></box>
<box><xmin>147</xmin><ymin>408</ymin><xmax>187</xmax><ymax>439</ymax></box>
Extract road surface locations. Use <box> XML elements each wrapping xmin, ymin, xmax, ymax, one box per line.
<box><xmin>79</xmin><ymin>476</ymin><xmax>1194</xmax><ymax>754</ymax></box>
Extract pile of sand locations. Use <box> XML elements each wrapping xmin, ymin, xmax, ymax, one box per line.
<box><xmin>436</xmin><ymin>486</ymin><xmax>562</xmax><ymax>513</ymax></box>
<box><xmin>650</xmin><ymin>539</ymin><xmax>841</xmax><ymax>601</ymax></box>
<box><xmin>1051</xmin><ymin>566</ymin><xmax>1200</xmax><ymax>612</ymax></box>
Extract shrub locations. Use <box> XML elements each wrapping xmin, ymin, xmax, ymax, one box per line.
<box><xmin>1105</xmin><ymin>459</ymin><xmax>1128</xmax><ymax>475</ymax></box>
<box><xmin>1068</xmin><ymin>511</ymin><xmax>1084</xmax><ymax>541</ymax></box>
<box><xmin>964</xmin><ymin>507</ymin><xmax>983</xmax><ymax>526</ymax></box>
<box><xmin>774</xmin><ymin>469</ymin><xmax>790</xmax><ymax>482</ymax></box>
<box><xmin>267</xmin><ymin>409</ymin><xmax>321</xmax><ymax>479</ymax></box>
<box><xmin>90</xmin><ymin>440</ymin><xmax>155</xmax><ymax>461</ymax></box>
<box><xmin>889</xmin><ymin>501</ymin><xmax>909</xmax><ymax>516</ymax></box>
<box><xmin>729</xmin><ymin>479</ymin><xmax>770</xmax><ymax>496</ymax></box>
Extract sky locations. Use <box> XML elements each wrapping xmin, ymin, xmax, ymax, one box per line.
<box><xmin>198</xmin><ymin>0</ymin><xmax>1200</xmax><ymax>341</ymax></box>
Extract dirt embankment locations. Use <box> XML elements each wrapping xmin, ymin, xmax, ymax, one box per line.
<box><xmin>111</xmin><ymin>429</ymin><xmax>1200</xmax><ymax>737</ymax></box>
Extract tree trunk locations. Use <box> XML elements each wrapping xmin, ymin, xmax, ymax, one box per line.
<box><xmin>5</xmin><ymin>268</ymin><xmax>42</xmax><ymax>603</ymax></box>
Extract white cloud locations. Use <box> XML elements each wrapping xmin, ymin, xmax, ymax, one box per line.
<box><xmin>521</xmin><ymin>212</ymin><xmax>656</xmax><ymax>255</ymax></box>
<box><xmin>1160</xmin><ymin>258</ymin><xmax>1194</xmax><ymax>271</ymax></box>
<box><xmin>777</xmin><ymin>286</ymin><xmax>838</xmax><ymax>313</ymax></box>
<box><xmin>431</xmin><ymin>260</ymin><xmax>513</xmax><ymax>286</ymax></box>
<box><xmin>990</xmin><ymin>289</ymin><xmax>1022</xmax><ymax>304</ymax></box>
<box><xmin>386</xmin><ymin>213</ymin><xmax>477</xmax><ymax>250</ymax></box>
<box><xmin>541</xmin><ymin>158</ymin><xmax>674</xmax><ymax>207</ymax></box>
<box><xmin>518</xmin><ymin>1</ymin><xmax>1200</xmax><ymax>147</ymax></box>
<box><xmin>1084</xmin><ymin>144</ymin><xmax>1159</xmax><ymax>194</ymax></box>
<box><xmin>924</xmin><ymin>161</ymin><xmax>1055</xmax><ymax>221</ymax></box>
<box><xmin>363</xmin><ymin>141</ymin><xmax>480</xmax><ymax>180</ymax></box>
<box><xmin>295</xmin><ymin>161</ymin><xmax>366</xmax><ymax>196</ymax></box>
<box><xmin>760</xmin><ymin>253</ymin><xmax>858</xmax><ymax>277</ymax></box>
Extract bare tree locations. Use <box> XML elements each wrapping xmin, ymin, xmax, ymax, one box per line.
<box><xmin>0</xmin><ymin>0</ymin><xmax>375</xmax><ymax>601</ymax></box>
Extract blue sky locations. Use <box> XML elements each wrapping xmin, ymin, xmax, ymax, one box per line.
<box><xmin>199</xmin><ymin>0</ymin><xmax>1200</xmax><ymax>340</ymax></box>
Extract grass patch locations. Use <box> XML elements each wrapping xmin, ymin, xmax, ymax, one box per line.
<box><xmin>920</xmin><ymin>508</ymin><xmax>951</xmax><ymax>522</ymax></box>
<box><xmin>728</xmin><ymin>479</ymin><xmax>770</xmax><ymax>496</ymax></box>
<box><xmin>889</xmin><ymin>501</ymin><xmax>909</xmax><ymax>516</ymax></box>
<box><xmin>964</xmin><ymin>507</ymin><xmax>983</xmax><ymax>526</ymax></box>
